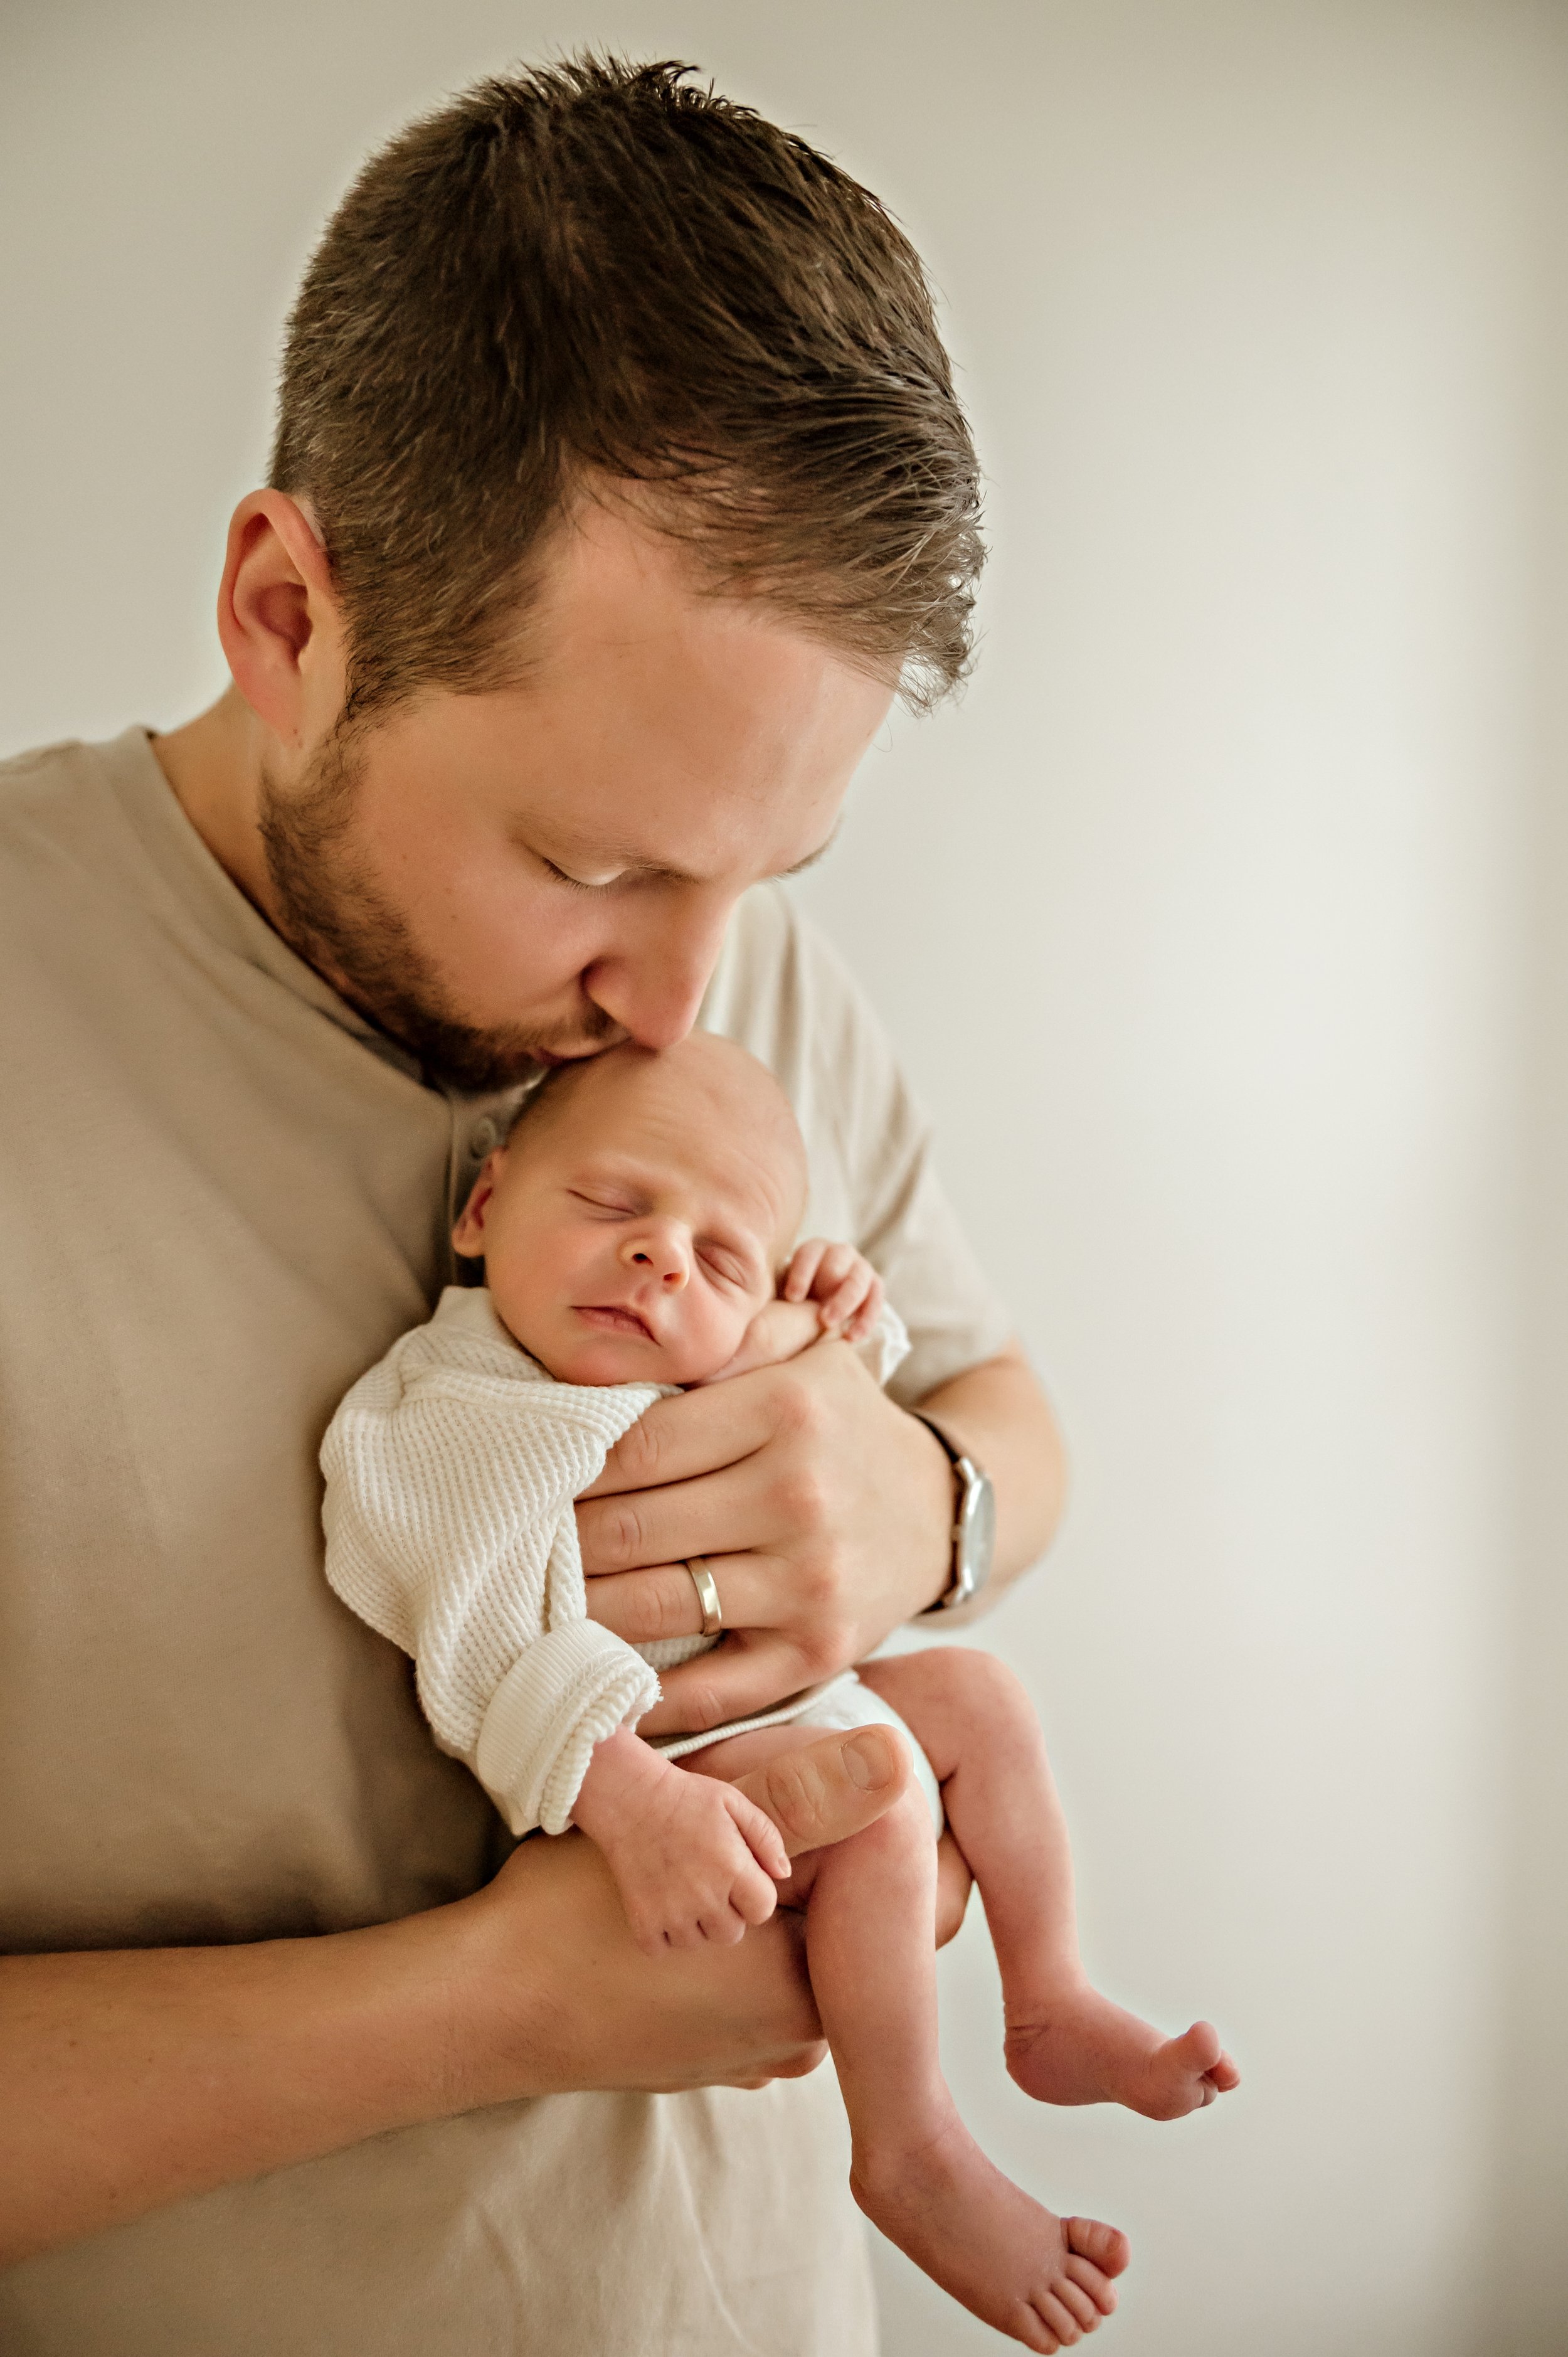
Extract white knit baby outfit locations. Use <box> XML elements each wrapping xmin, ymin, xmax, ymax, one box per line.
<box><xmin>321</xmin><ymin>1285</ymin><xmax>939</xmax><ymax>1839</ymax></box>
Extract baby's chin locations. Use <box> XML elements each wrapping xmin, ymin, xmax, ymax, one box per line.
<box><xmin>546</xmin><ymin>1339</ymin><xmax>680</xmax><ymax>1386</ymax></box>
<box><xmin>530</xmin><ymin>1324</ymin><xmax>718</xmax><ymax>1391</ymax></box>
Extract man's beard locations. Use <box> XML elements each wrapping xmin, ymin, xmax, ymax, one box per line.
<box><xmin>256</xmin><ymin>723</ymin><xmax>621</xmax><ymax>1094</ymax></box>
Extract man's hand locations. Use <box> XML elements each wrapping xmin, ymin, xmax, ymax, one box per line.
<box><xmin>569</xmin><ymin>1728</ymin><xmax>790</xmax><ymax>1953</ymax></box>
<box><xmin>578</xmin><ymin>1339</ymin><xmax>955</xmax><ymax>1736</ymax></box>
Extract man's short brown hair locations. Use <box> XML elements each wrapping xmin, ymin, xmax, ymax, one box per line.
<box><xmin>270</xmin><ymin>55</ymin><xmax>983</xmax><ymax>720</ymax></box>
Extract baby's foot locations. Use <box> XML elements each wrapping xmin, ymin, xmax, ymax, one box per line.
<box><xmin>1005</xmin><ymin>1984</ymin><xmax>1239</xmax><ymax>2121</ymax></box>
<box><xmin>851</xmin><ymin>2115</ymin><xmax>1129</xmax><ymax>2352</ymax></box>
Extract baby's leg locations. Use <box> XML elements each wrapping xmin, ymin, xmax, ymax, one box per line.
<box><xmin>691</xmin><ymin>1723</ymin><xmax>1129</xmax><ymax>2352</ymax></box>
<box><xmin>861</xmin><ymin>1651</ymin><xmax>1239</xmax><ymax>2121</ymax></box>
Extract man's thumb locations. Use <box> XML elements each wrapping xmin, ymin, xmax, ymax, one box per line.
<box><xmin>729</xmin><ymin>1727</ymin><xmax>911</xmax><ymax>1860</ymax></box>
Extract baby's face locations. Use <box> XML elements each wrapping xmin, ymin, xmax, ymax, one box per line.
<box><xmin>454</xmin><ymin>1041</ymin><xmax>805</xmax><ymax>1387</ymax></box>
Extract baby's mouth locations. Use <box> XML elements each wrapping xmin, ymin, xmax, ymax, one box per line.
<box><xmin>573</xmin><ymin>1304</ymin><xmax>655</xmax><ymax>1341</ymax></box>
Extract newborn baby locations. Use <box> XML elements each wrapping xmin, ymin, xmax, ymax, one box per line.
<box><xmin>322</xmin><ymin>1035</ymin><xmax>1237</xmax><ymax>2354</ymax></box>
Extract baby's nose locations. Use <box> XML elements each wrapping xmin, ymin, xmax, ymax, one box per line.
<box><xmin>622</xmin><ymin>1231</ymin><xmax>688</xmax><ymax>1289</ymax></box>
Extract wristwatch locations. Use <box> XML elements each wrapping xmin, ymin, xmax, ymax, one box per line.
<box><xmin>912</xmin><ymin>1413</ymin><xmax>996</xmax><ymax>1612</ymax></box>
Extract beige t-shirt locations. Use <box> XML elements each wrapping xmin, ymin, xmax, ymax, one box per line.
<box><xmin>0</xmin><ymin>728</ymin><xmax>1011</xmax><ymax>2355</ymax></box>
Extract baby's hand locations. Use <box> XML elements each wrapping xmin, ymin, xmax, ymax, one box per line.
<box><xmin>692</xmin><ymin>1242</ymin><xmax>887</xmax><ymax>1384</ymax></box>
<box><xmin>780</xmin><ymin>1238</ymin><xmax>885</xmax><ymax>1344</ymax></box>
<box><xmin>570</xmin><ymin>1728</ymin><xmax>790</xmax><ymax>1954</ymax></box>
<box><xmin>696</xmin><ymin>1295</ymin><xmax>823</xmax><ymax>1382</ymax></box>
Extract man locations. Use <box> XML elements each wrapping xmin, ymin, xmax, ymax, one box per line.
<box><xmin>0</xmin><ymin>58</ymin><xmax>1065</xmax><ymax>2354</ymax></box>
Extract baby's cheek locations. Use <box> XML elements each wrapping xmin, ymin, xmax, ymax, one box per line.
<box><xmin>487</xmin><ymin>1265</ymin><xmax>551</xmax><ymax>1351</ymax></box>
<box><xmin>669</xmin><ymin>1298</ymin><xmax>755</xmax><ymax>1386</ymax></box>
<box><xmin>488</xmin><ymin>1219</ymin><xmax>596</xmax><ymax>1343</ymax></box>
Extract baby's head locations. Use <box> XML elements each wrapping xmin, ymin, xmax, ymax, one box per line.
<box><xmin>453</xmin><ymin>1034</ymin><xmax>808</xmax><ymax>1386</ymax></box>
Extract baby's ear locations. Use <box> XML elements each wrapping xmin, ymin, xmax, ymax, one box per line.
<box><xmin>452</xmin><ymin>1147</ymin><xmax>506</xmax><ymax>1256</ymax></box>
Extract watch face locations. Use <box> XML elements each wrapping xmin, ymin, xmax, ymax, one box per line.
<box><xmin>959</xmin><ymin>1466</ymin><xmax>997</xmax><ymax>1589</ymax></box>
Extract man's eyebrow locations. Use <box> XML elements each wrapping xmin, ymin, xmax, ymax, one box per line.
<box><xmin>635</xmin><ymin>825</ymin><xmax>841</xmax><ymax>887</ymax></box>
<box><xmin>775</xmin><ymin>826</ymin><xmax>840</xmax><ymax>881</ymax></box>
<box><xmin>531</xmin><ymin>821</ymin><xmax>840</xmax><ymax>888</ymax></box>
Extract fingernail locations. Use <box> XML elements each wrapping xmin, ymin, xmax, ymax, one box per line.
<box><xmin>844</xmin><ymin>1730</ymin><xmax>896</xmax><ymax>1790</ymax></box>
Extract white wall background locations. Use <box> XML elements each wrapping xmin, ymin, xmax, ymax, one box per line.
<box><xmin>3</xmin><ymin>4</ymin><xmax>1563</xmax><ymax>2351</ymax></box>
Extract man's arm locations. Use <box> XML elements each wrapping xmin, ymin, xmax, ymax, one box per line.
<box><xmin>580</xmin><ymin>1336</ymin><xmax>1065</xmax><ymax>1736</ymax></box>
<box><xmin>0</xmin><ymin>1728</ymin><xmax>904</xmax><ymax>2266</ymax></box>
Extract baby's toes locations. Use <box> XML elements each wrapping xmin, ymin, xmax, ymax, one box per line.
<box><xmin>1140</xmin><ymin>2024</ymin><xmax>1229</xmax><ymax>2117</ymax></box>
<box><xmin>1176</xmin><ymin>2020</ymin><xmax>1224</xmax><ymax>2073</ymax></box>
<box><xmin>1062</xmin><ymin>2255</ymin><xmax>1119</xmax><ymax>2321</ymax></box>
<box><xmin>1065</xmin><ymin>2215</ymin><xmax>1130</xmax><ymax>2285</ymax></box>
<box><xmin>1052</xmin><ymin>2276</ymin><xmax>1106</xmax><ymax>2336</ymax></box>
<box><xmin>1012</xmin><ymin>2311</ymin><xmax>1061</xmax><ymax>2357</ymax></box>
<box><xmin>1030</xmin><ymin>2288</ymin><xmax>1085</xmax><ymax>2346</ymax></box>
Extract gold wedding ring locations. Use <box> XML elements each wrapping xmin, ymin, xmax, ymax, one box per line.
<box><xmin>687</xmin><ymin>1556</ymin><xmax>723</xmax><ymax>1639</ymax></box>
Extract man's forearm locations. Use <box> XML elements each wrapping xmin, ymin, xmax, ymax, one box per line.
<box><xmin>0</xmin><ymin>1831</ymin><xmax>820</xmax><ymax>2267</ymax></box>
<box><xmin>0</xmin><ymin>1900</ymin><xmax>469</xmax><ymax>2262</ymax></box>
<box><xmin>0</xmin><ymin>1724</ymin><xmax>910</xmax><ymax>2267</ymax></box>
<box><xmin>914</xmin><ymin>1339</ymin><xmax>1067</xmax><ymax>1610</ymax></box>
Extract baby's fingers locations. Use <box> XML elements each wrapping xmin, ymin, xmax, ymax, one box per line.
<box><xmin>630</xmin><ymin>1903</ymin><xmax>701</xmax><ymax>1955</ymax></box>
<box><xmin>844</xmin><ymin>1273</ymin><xmax>886</xmax><ymax>1342</ymax></box>
<box><xmin>658</xmin><ymin>1915</ymin><xmax>717</xmax><ymax>1953</ymax></box>
<box><xmin>820</xmin><ymin>1263</ymin><xmax>876</xmax><ymax>1332</ymax></box>
<box><xmin>781</xmin><ymin>1240</ymin><xmax>829</xmax><ymax>1302</ymax></box>
<box><xmin>691</xmin><ymin>1900</ymin><xmax>750</xmax><ymax>1947</ymax></box>
<box><xmin>724</xmin><ymin>1785</ymin><xmax>792</xmax><ymax>1881</ymax></box>
<box><xmin>808</xmin><ymin>1242</ymin><xmax>859</xmax><ymax>1301</ymax></box>
<box><xmin>645</xmin><ymin>1885</ymin><xmax>748</xmax><ymax>1952</ymax></box>
<box><xmin>731</xmin><ymin>1865</ymin><xmax>780</xmax><ymax>1929</ymax></box>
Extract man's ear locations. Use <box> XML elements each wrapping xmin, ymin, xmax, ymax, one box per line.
<box><xmin>215</xmin><ymin>489</ymin><xmax>346</xmax><ymax>749</ymax></box>
<box><xmin>452</xmin><ymin>1149</ymin><xmax>507</xmax><ymax>1257</ymax></box>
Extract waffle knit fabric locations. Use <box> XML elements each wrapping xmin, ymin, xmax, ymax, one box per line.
<box><xmin>322</xmin><ymin>1283</ymin><xmax>910</xmax><ymax>1836</ymax></box>
<box><xmin>320</xmin><ymin>1285</ymin><xmax>684</xmax><ymax>1835</ymax></box>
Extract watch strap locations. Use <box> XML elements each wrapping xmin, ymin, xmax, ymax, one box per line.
<box><xmin>911</xmin><ymin>1411</ymin><xmax>985</xmax><ymax>1612</ymax></box>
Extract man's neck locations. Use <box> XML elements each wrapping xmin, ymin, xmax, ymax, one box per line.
<box><xmin>150</xmin><ymin>688</ymin><xmax>276</xmax><ymax>920</ymax></box>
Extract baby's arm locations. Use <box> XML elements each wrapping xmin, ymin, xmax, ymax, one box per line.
<box><xmin>699</xmin><ymin>1240</ymin><xmax>888</xmax><ymax>1383</ymax></box>
<box><xmin>569</xmin><ymin>1728</ymin><xmax>792</xmax><ymax>1952</ymax></box>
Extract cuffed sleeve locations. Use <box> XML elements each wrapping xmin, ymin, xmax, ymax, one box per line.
<box><xmin>854</xmin><ymin>1303</ymin><xmax>911</xmax><ymax>1390</ymax></box>
<box><xmin>475</xmin><ymin>1619</ymin><xmax>661</xmax><ymax>1834</ymax></box>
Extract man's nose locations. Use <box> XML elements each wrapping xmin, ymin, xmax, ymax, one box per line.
<box><xmin>620</xmin><ymin>1226</ymin><xmax>690</xmax><ymax>1290</ymax></box>
<box><xmin>582</xmin><ymin>897</ymin><xmax>734</xmax><ymax>1052</ymax></box>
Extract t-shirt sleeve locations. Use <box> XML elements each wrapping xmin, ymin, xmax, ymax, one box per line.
<box><xmin>701</xmin><ymin>886</ymin><xmax>1014</xmax><ymax>1407</ymax></box>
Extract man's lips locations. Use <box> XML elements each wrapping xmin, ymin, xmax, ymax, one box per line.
<box><xmin>531</xmin><ymin>1030</ymin><xmax>630</xmax><ymax>1069</ymax></box>
<box><xmin>573</xmin><ymin>1304</ymin><xmax>655</xmax><ymax>1340</ymax></box>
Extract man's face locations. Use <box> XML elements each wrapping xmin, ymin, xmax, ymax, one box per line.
<box><xmin>258</xmin><ymin>504</ymin><xmax>894</xmax><ymax>1090</ymax></box>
